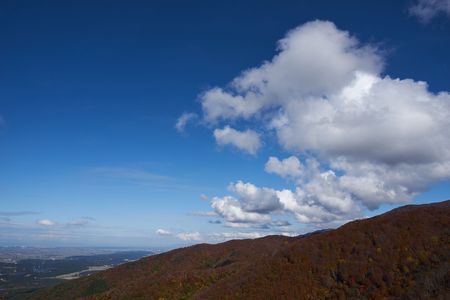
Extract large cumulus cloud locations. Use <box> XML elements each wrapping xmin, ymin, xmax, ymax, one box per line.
<box><xmin>191</xmin><ymin>20</ymin><xmax>450</xmax><ymax>227</ymax></box>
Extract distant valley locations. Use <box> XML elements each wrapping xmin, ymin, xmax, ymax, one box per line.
<box><xmin>17</xmin><ymin>200</ymin><xmax>450</xmax><ymax>300</ymax></box>
<box><xmin>0</xmin><ymin>250</ymin><xmax>153</xmax><ymax>299</ymax></box>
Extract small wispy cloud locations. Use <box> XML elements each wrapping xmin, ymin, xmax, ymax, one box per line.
<box><xmin>209</xmin><ymin>232</ymin><xmax>265</xmax><ymax>241</ymax></box>
<box><xmin>87</xmin><ymin>165</ymin><xmax>204</xmax><ymax>192</ymax></box>
<box><xmin>155</xmin><ymin>229</ymin><xmax>172</xmax><ymax>236</ymax></box>
<box><xmin>36</xmin><ymin>219</ymin><xmax>57</xmax><ymax>226</ymax></box>
<box><xmin>90</xmin><ymin>167</ymin><xmax>171</xmax><ymax>183</ymax></box>
<box><xmin>175</xmin><ymin>112</ymin><xmax>197</xmax><ymax>133</ymax></box>
<box><xmin>176</xmin><ymin>231</ymin><xmax>201</xmax><ymax>241</ymax></box>
<box><xmin>66</xmin><ymin>218</ymin><xmax>90</xmax><ymax>227</ymax></box>
<box><xmin>409</xmin><ymin>0</ymin><xmax>450</xmax><ymax>23</ymax></box>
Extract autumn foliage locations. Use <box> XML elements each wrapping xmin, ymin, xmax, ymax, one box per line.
<box><xmin>21</xmin><ymin>200</ymin><xmax>450</xmax><ymax>299</ymax></box>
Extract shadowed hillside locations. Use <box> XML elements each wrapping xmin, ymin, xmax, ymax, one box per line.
<box><xmin>20</xmin><ymin>200</ymin><xmax>450</xmax><ymax>299</ymax></box>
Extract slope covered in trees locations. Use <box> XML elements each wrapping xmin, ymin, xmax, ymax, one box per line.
<box><xmin>20</xmin><ymin>200</ymin><xmax>450</xmax><ymax>299</ymax></box>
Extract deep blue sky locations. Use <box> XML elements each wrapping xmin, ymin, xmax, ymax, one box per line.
<box><xmin>1</xmin><ymin>0</ymin><xmax>449</xmax><ymax>247</ymax></box>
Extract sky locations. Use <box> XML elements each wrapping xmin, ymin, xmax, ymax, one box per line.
<box><xmin>1</xmin><ymin>0</ymin><xmax>450</xmax><ymax>247</ymax></box>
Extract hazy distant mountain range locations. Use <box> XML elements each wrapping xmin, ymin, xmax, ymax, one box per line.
<box><xmin>17</xmin><ymin>200</ymin><xmax>450</xmax><ymax>299</ymax></box>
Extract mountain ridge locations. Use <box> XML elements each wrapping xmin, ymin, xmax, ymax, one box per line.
<box><xmin>20</xmin><ymin>200</ymin><xmax>450</xmax><ymax>299</ymax></box>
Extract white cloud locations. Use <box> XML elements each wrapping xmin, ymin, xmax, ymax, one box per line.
<box><xmin>274</xmin><ymin>160</ymin><xmax>362</xmax><ymax>223</ymax></box>
<box><xmin>274</xmin><ymin>74</ymin><xmax>450</xmax><ymax>166</ymax></box>
<box><xmin>196</xmin><ymin>20</ymin><xmax>450</xmax><ymax>225</ymax></box>
<box><xmin>175</xmin><ymin>112</ymin><xmax>197</xmax><ymax>132</ymax></box>
<box><xmin>213</xmin><ymin>126</ymin><xmax>261</xmax><ymax>154</ymax></box>
<box><xmin>36</xmin><ymin>219</ymin><xmax>57</xmax><ymax>226</ymax></box>
<box><xmin>176</xmin><ymin>231</ymin><xmax>201</xmax><ymax>241</ymax></box>
<box><xmin>228</xmin><ymin>181</ymin><xmax>282</xmax><ymax>213</ymax></box>
<box><xmin>409</xmin><ymin>0</ymin><xmax>450</xmax><ymax>22</ymax></box>
<box><xmin>200</xmin><ymin>194</ymin><xmax>209</xmax><ymax>201</ymax></box>
<box><xmin>201</xmin><ymin>88</ymin><xmax>260</xmax><ymax>122</ymax></box>
<box><xmin>265</xmin><ymin>156</ymin><xmax>304</xmax><ymax>179</ymax></box>
<box><xmin>164</xmin><ymin>230</ymin><xmax>274</xmax><ymax>243</ymax></box>
<box><xmin>201</xmin><ymin>21</ymin><xmax>382</xmax><ymax>123</ymax></box>
<box><xmin>155</xmin><ymin>229</ymin><xmax>171</xmax><ymax>236</ymax></box>
<box><xmin>211</xmin><ymin>196</ymin><xmax>271</xmax><ymax>223</ymax></box>
<box><xmin>174</xmin><ymin>231</ymin><xmax>295</xmax><ymax>243</ymax></box>
<box><xmin>210</xmin><ymin>168</ymin><xmax>360</xmax><ymax>226</ymax></box>
<box><xmin>223</xmin><ymin>220</ymin><xmax>290</xmax><ymax>229</ymax></box>
<box><xmin>209</xmin><ymin>232</ymin><xmax>265</xmax><ymax>241</ymax></box>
